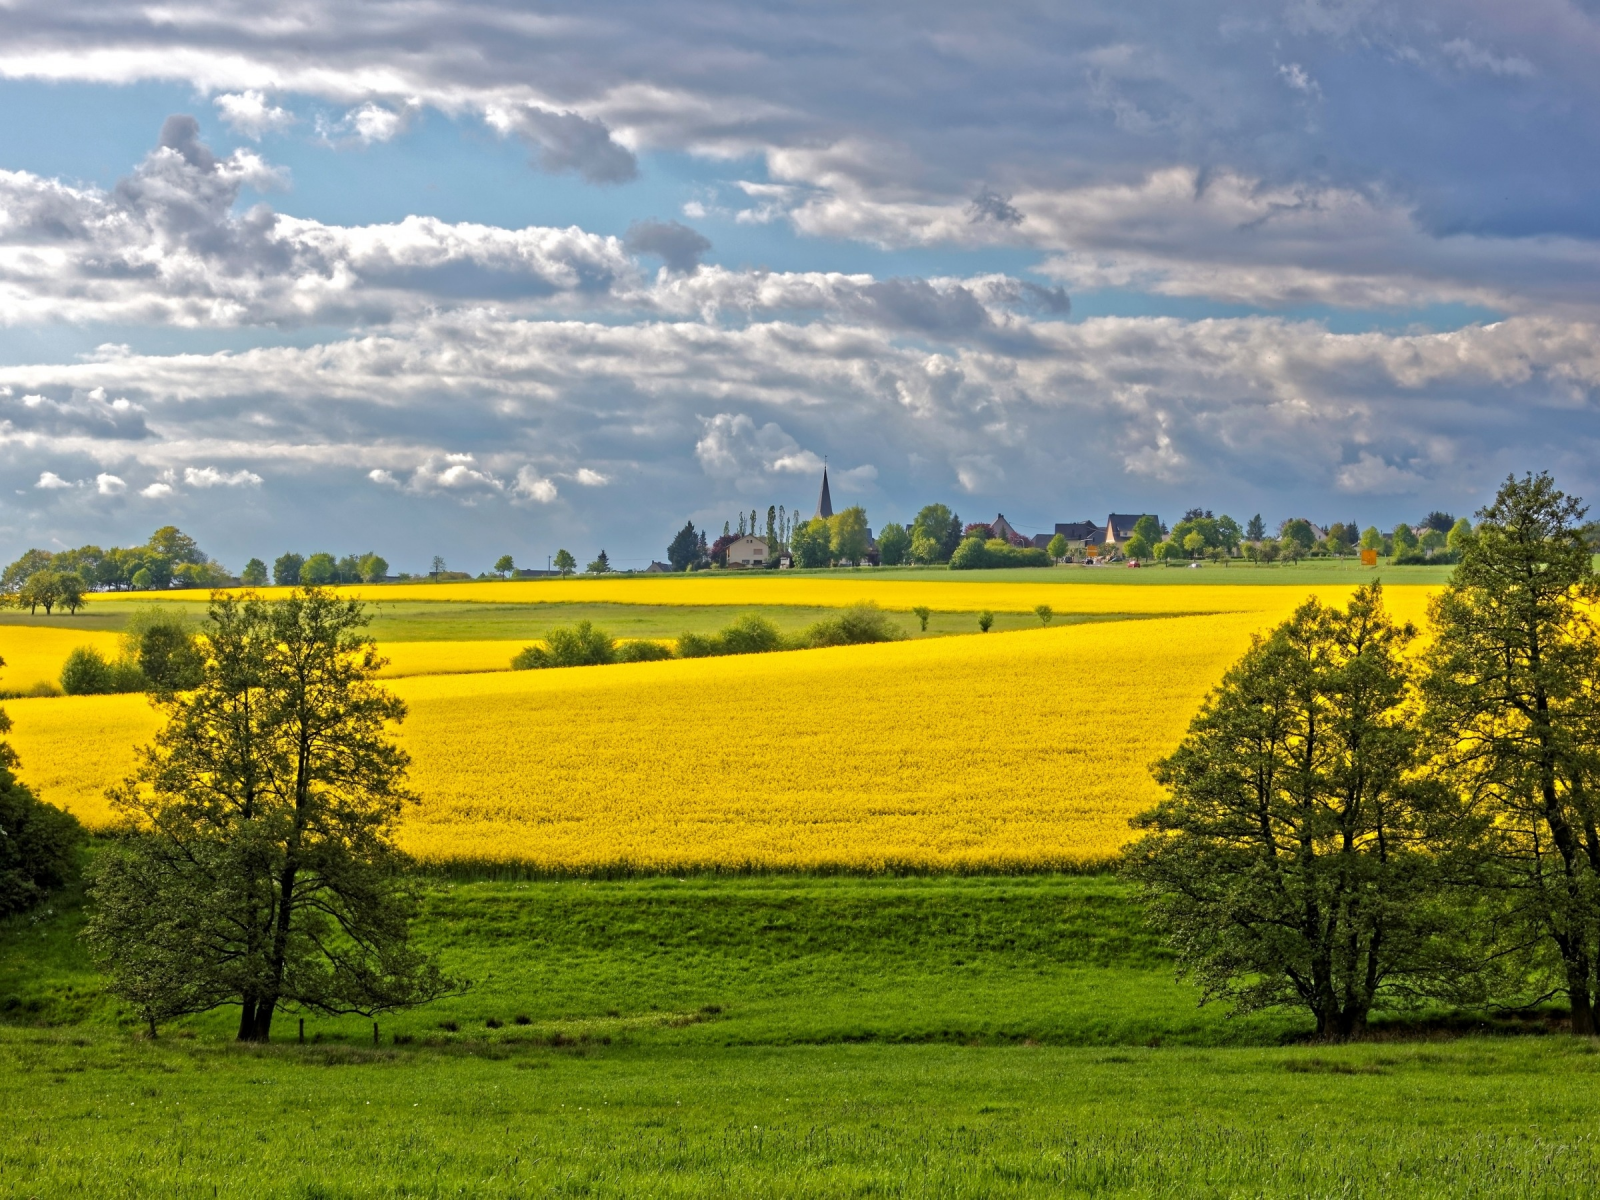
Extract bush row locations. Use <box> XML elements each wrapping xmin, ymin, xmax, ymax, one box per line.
<box><xmin>511</xmin><ymin>604</ymin><xmax>905</xmax><ymax>670</ymax></box>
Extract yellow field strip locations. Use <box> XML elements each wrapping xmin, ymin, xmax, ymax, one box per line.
<box><xmin>112</xmin><ymin>577</ymin><xmax>1438</xmax><ymax>617</ymax></box>
<box><xmin>5</xmin><ymin>601</ymin><xmax>1376</xmax><ymax>869</ymax></box>
<box><xmin>0</xmin><ymin>627</ymin><xmax>124</xmax><ymax>692</ymax></box>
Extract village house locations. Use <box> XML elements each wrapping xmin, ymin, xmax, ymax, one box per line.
<box><xmin>726</xmin><ymin>535</ymin><xmax>769</xmax><ymax>568</ymax></box>
<box><xmin>1103</xmin><ymin>513</ymin><xmax>1161</xmax><ymax>547</ymax></box>
<box><xmin>1032</xmin><ymin>520</ymin><xmax>1103</xmax><ymax>551</ymax></box>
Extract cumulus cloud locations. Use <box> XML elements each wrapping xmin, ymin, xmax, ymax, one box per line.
<box><xmin>624</xmin><ymin>219</ymin><xmax>711</xmax><ymax>274</ymax></box>
<box><xmin>0</xmin><ymin>119</ymin><xmax>640</xmax><ymax>326</ymax></box>
<box><xmin>184</xmin><ymin>465</ymin><xmax>262</xmax><ymax>487</ymax></box>
<box><xmin>35</xmin><ymin>470</ymin><xmax>71</xmax><ymax>488</ymax></box>
<box><xmin>513</xmin><ymin>467</ymin><xmax>558</xmax><ymax>503</ymax></box>
<box><xmin>95</xmin><ymin>473</ymin><xmax>125</xmax><ymax>495</ymax></box>
<box><xmin>574</xmin><ymin>468</ymin><xmax>609</xmax><ymax>486</ymax></box>
<box><xmin>140</xmin><ymin>481</ymin><xmax>175</xmax><ymax>498</ymax></box>
<box><xmin>214</xmin><ymin>91</ymin><xmax>295</xmax><ymax>138</ymax></box>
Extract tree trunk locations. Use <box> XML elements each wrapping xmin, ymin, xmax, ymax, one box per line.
<box><xmin>237</xmin><ymin>996</ymin><xmax>260</xmax><ymax>1042</ymax></box>
<box><xmin>1567</xmin><ymin>961</ymin><xmax>1596</xmax><ymax>1036</ymax></box>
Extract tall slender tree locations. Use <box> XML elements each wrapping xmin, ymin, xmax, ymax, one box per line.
<box><xmin>1421</xmin><ymin>472</ymin><xmax>1600</xmax><ymax>1034</ymax></box>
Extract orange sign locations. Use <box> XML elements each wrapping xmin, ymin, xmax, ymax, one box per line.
<box><xmin>1360</xmin><ymin>549</ymin><xmax>1378</xmax><ymax>566</ymax></box>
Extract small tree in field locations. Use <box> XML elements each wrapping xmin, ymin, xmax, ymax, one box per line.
<box><xmin>85</xmin><ymin>589</ymin><xmax>450</xmax><ymax>1040</ymax></box>
<box><xmin>1035</xmin><ymin>604</ymin><xmax>1053</xmax><ymax>626</ymax></box>
<box><xmin>553</xmin><ymin>549</ymin><xmax>577</xmax><ymax>577</ymax></box>
<box><xmin>912</xmin><ymin>605</ymin><xmax>931</xmax><ymax>632</ymax></box>
<box><xmin>494</xmin><ymin>555</ymin><xmax>515</xmax><ymax>578</ymax></box>
<box><xmin>1125</xmin><ymin>584</ymin><xmax>1470</xmax><ymax>1039</ymax></box>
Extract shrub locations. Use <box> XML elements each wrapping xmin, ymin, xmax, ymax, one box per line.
<box><xmin>511</xmin><ymin>621</ymin><xmax>618</xmax><ymax>669</ymax></box>
<box><xmin>0</xmin><ymin>704</ymin><xmax>85</xmax><ymax>917</ymax></box>
<box><xmin>679</xmin><ymin>614</ymin><xmax>785</xmax><ymax>658</ymax></box>
<box><xmin>978</xmin><ymin>610</ymin><xmax>994</xmax><ymax>632</ymax></box>
<box><xmin>615</xmin><ymin>640</ymin><xmax>674</xmax><ymax>663</ymax></box>
<box><xmin>123</xmin><ymin>608</ymin><xmax>203</xmax><ymax>691</ymax></box>
<box><xmin>60</xmin><ymin>646</ymin><xmax>147</xmax><ymax>695</ymax></box>
<box><xmin>949</xmin><ymin>537</ymin><xmax>1050</xmax><ymax>570</ymax></box>
<box><xmin>801</xmin><ymin>602</ymin><xmax>904</xmax><ymax>647</ymax></box>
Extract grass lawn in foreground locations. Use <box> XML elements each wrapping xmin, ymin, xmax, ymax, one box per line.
<box><xmin>4</xmin><ymin>871</ymin><xmax>1596</xmax><ymax>1196</ymax></box>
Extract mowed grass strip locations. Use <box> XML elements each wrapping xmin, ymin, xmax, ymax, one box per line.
<box><xmin>3</xmin><ymin>875</ymin><xmax>1597</xmax><ymax>1199</ymax></box>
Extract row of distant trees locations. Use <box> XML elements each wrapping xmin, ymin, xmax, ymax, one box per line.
<box><xmin>256</xmin><ymin>551</ymin><xmax>389</xmax><ymax>587</ymax></box>
<box><xmin>1</xmin><ymin>527</ymin><xmax>230</xmax><ymax>612</ymax></box>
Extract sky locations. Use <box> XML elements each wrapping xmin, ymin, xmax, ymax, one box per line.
<box><xmin>1</xmin><ymin>1</ymin><xmax>1598</xmax><ymax>572</ymax></box>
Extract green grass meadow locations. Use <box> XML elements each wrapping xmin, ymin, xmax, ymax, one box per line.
<box><xmin>5</xmin><ymin>872</ymin><xmax>1598</xmax><ymax>1197</ymax></box>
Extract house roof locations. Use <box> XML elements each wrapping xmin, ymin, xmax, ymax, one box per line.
<box><xmin>1107</xmin><ymin>513</ymin><xmax>1158</xmax><ymax>540</ymax></box>
<box><xmin>1054</xmin><ymin>521</ymin><xmax>1101</xmax><ymax>541</ymax></box>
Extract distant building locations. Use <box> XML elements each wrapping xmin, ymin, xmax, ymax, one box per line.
<box><xmin>1105</xmin><ymin>514</ymin><xmax>1160</xmax><ymax>547</ymax></box>
<box><xmin>726</xmin><ymin>535</ymin><xmax>769</xmax><ymax>568</ymax></box>
<box><xmin>644</xmin><ymin>561</ymin><xmax>673</xmax><ymax>573</ymax></box>
<box><xmin>990</xmin><ymin>513</ymin><xmax>1024</xmax><ymax>544</ymax></box>
<box><xmin>815</xmin><ymin>465</ymin><xmax>834</xmax><ymax>519</ymax></box>
<box><xmin>1044</xmin><ymin>521</ymin><xmax>1103</xmax><ymax>551</ymax></box>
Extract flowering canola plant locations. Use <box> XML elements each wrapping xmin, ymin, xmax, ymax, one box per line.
<box><xmin>113</xmin><ymin>577</ymin><xmax>1438</xmax><ymax>619</ymax></box>
<box><xmin>8</xmin><ymin>598</ymin><xmax>1433</xmax><ymax>870</ymax></box>
<box><xmin>0</xmin><ymin>626</ymin><xmax>124</xmax><ymax>692</ymax></box>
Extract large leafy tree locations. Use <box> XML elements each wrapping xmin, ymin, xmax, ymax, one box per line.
<box><xmin>829</xmin><ymin>507</ymin><xmax>870</xmax><ymax>564</ymax></box>
<box><xmin>1126</xmin><ymin>584</ymin><xmax>1468</xmax><ymax>1039</ymax></box>
<box><xmin>85</xmin><ymin>589</ymin><xmax>449</xmax><ymax>1040</ymax></box>
<box><xmin>667</xmin><ymin>521</ymin><xmax>702</xmax><ymax>571</ymax></box>
<box><xmin>911</xmin><ymin>504</ymin><xmax>962</xmax><ymax>562</ymax></box>
<box><xmin>1421</xmin><ymin>472</ymin><xmax>1600</xmax><ymax>1034</ymax></box>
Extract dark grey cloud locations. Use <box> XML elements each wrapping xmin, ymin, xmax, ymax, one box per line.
<box><xmin>624</xmin><ymin>219</ymin><xmax>711</xmax><ymax>274</ymax></box>
<box><xmin>495</xmin><ymin>106</ymin><xmax>639</xmax><ymax>185</ymax></box>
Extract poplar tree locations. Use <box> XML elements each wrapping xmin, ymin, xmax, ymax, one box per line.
<box><xmin>85</xmin><ymin>589</ymin><xmax>449</xmax><ymax>1040</ymax></box>
<box><xmin>1421</xmin><ymin>473</ymin><xmax>1600</xmax><ymax>1034</ymax></box>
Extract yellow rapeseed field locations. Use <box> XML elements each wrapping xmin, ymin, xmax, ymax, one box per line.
<box><xmin>115</xmin><ymin>575</ymin><xmax>1437</xmax><ymax>618</ymax></box>
<box><xmin>0</xmin><ymin>626</ymin><xmax>123</xmax><ymax>692</ymax></box>
<box><xmin>6</xmin><ymin>598</ymin><xmax>1410</xmax><ymax>868</ymax></box>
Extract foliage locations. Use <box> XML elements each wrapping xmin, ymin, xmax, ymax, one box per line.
<box><xmin>949</xmin><ymin>537</ymin><xmax>1050</xmax><ymax>570</ymax></box>
<box><xmin>1245</xmin><ymin>514</ymin><xmax>1266</xmax><ymax>541</ymax></box>
<box><xmin>1447</xmin><ymin>517</ymin><xmax>1472</xmax><ymax>551</ymax></box>
<box><xmin>240</xmin><ymin>558</ymin><xmax>268</xmax><ymax>586</ymax></box>
<box><xmin>586</xmin><ymin>550</ymin><xmax>612</xmax><ymax>575</ymax></box>
<box><xmin>679</xmin><ymin>614</ymin><xmax>785</xmax><ymax>658</ymax></box>
<box><xmin>978</xmin><ymin>610</ymin><xmax>994</xmax><ymax>632</ymax></box>
<box><xmin>493</xmin><ymin>555</ymin><xmax>515</xmax><ymax>577</ymax></box>
<box><xmin>826</xmin><ymin>508</ymin><xmax>870</xmax><ymax>564</ymax></box>
<box><xmin>791</xmin><ymin>517</ymin><xmax>832</xmax><ymax>568</ymax></box>
<box><xmin>876</xmin><ymin>522</ymin><xmax>910</xmax><ymax>566</ymax></box>
<box><xmin>1035</xmin><ymin>604</ymin><xmax>1053</xmax><ymax>625</ymax></box>
<box><xmin>13</xmin><ymin>570</ymin><xmax>87</xmax><ymax>615</ymax></box>
<box><xmin>122</xmin><ymin>607</ymin><xmax>204</xmax><ymax>693</ymax></box>
<box><xmin>1124</xmin><ymin>533</ymin><xmax>1153</xmax><ymax>560</ymax></box>
<box><xmin>300</xmin><ymin>552</ymin><xmax>338</xmax><ymax>585</ymax></box>
<box><xmin>511</xmin><ymin>621</ymin><xmax>618</xmax><ymax>669</ymax></box>
<box><xmin>1128</xmin><ymin>584</ymin><xmax>1473</xmax><ymax>1038</ymax></box>
<box><xmin>614</xmin><ymin>639</ymin><xmax>674</xmax><ymax>663</ymax></box>
<box><xmin>3</xmin><ymin>527</ymin><xmax>222</xmax><ymax>595</ymax></box>
<box><xmin>800</xmin><ymin>602</ymin><xmax>904</xmax><ymax>648</ymax></box>
<box><xmin>1421</xmin><ymin>472</ymin><xmax>1600</xmax><ymax>1034</ymax></box>
<box><xmin>912</xmin><ymin>605</ymin><xmax>931</xmax><ymax>632</ymax></box>
<box><xmin>84</xmin><ymin>589</ymin><xmax>450</xmax><ymax>1039</ymax></box>
<box><xmin>1391</xmin><ymin>523</ymin><xmax>1420</xmax><ymax>560</ymax></box>
<box><xmin>59</xmin><ymin>646</ymin><xmax>146</xmax><ymax>696</ymax></box>
<box><xmin>273</xmin><ymin>552</ymin><xmax>304</xmax><ymax>586</ymax></box>
<box><xmin>553</xmin><ymin>550</ymin><xmax>577</xmax><ymax>577</ymax></box>
<box><xmin>1046</xmin><ymin>533</ymin><xmax>1068</xmax><ymax>561</ymax></box>
<box><xmin>667</xmin><ymin>521</ymin><xmax>702</xmax><ymax>571</ymax></box>
<box><xmin>911</xmin><ymin>504</ymin><xmax>963</xmax><ymax>563</ymax></box>
<box><xmin>0</xmin><ymin>675</ymin><xmax>84</xmax><ymax>916</ymax></box>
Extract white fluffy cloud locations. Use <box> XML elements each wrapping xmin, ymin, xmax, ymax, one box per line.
<box><xmin>214</xmin><ymin>91</ymin><xmax>295</xmax><ymax>138</ymax></box>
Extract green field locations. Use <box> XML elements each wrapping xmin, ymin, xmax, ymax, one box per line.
<box><xmin>5</xmin><ymin>872</ymin><xmax>1596</xmax><ymax>1197</ymax></box>
<box><xmin>0</xmin><ymin>600</ymin><xmax>1151</xmax><ymax>642</ymax></box>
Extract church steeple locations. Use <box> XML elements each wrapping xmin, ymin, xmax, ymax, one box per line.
<box><xmin>815</xmin><ymin>460</ymin><xmax>833</xmax><ymax>519</ymax></box>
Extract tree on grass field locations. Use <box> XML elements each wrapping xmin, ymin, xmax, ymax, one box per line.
<box><xmin>1421</xmin><ymin>473</ymin><xmax>1600</xmax><ymax>1035</ymax></box>
<box><xmin>791</xmin><ymin>518</ymin><xmax>831</xmax><ymax>568</ymax></box>
<box><xmin>240</xmin><ymin>558</ymin><xmax>268</xmax><ymax>587</ymax></box>
<box><xmin>273</xmin><ymin>553</ymin><xmax>304</xmax><ymax>586</ymax></box>
<box><xmin>553</xmin><ymin>549</ymin><xmax>577</xmax><ymax>577</ymax></box>
<box><xmin>1047</xmin><ymin>533</ymin><xmax>1068</xmax><ymax>561</ymax></box>
<box><xmin>912</xmin><ymin>605</ymin><xmax>931</xmax><ymax>632</ymax></box>
<box><xmin>586</xmin><ymin>550</ymin><xmax>611</xmax><ymax>575</ymax></box>
<box><xmin>911</xmin><ymin>504</ymin><xmax>962</xmax><ymax>563</ymax></box>
<box><xmin>85</xmin><ymin>590</ymin><xmax>450</xmax><ymax>1040</ymax></box>
<box><xmin>1035</xmin><ymin>604</ymin><xmax>1053</xmax><ymax>626</ymax></box>
<box><xmin>1127</xmin><ymin>584</ymin><xmax>1472</xmax><ymax>1040</ymax></box>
